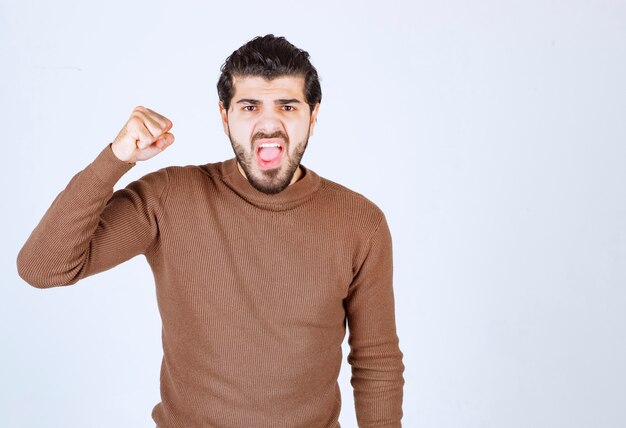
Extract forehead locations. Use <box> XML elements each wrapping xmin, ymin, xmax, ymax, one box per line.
<box><xmin>231</xmin><ymin>75</ymin><xmax>306</xmax><ymax>100</ymax></box>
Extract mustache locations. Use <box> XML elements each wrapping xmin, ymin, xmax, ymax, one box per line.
<box><xmin>252</xmin><ymin>131</ymin><xmax>289</xmax><ymax>144</ymax></box>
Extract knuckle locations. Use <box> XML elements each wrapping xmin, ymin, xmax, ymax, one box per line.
<box><xmin>139</xmin><ymin>126</ymin><xmax>153</xmax><ymax>138</ymax></box>
<box><xmin>154</xmin><ymin>120</ymin><xmax>168</xmax><ymax>134</ymax></box>
<box><xmin>127</xmin><ymin>116</ymin><xmax>141</xmax><ymax>128</ymax></box>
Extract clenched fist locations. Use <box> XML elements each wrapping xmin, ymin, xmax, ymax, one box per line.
<box><xmin>111</xmin><ymin>106</ymin><xmax>175</xmax><ymax>163</ymax></box>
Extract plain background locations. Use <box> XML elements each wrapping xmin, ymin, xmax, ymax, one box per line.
<box><xmin>2</xmin><ymin>0</ymin><xmax>625</xmax><ymax>427</ymax></box>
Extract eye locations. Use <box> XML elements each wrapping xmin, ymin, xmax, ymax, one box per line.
<box><xmin>282</xmin><ymin>105</ymin><xmax>295</xmax><ymax>112</ymax></box>
<box><xmin>243</xmin><ymin>105</ymin><xmax>256</xmax><ymax>111</ymax></box>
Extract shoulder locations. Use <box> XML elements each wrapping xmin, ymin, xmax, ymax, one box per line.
<box><xmin>316</xmin><ymin>175</ymin><xmax>388</xmax><ymax>247</ymax></box>
<box><xmin>137</xmin><ymin>160</ymin><xmax>232</xmax><ymax>203</ymax></box>
<box><xmin>126</xmin><ymin>161</ymin><xmax>218</xmax><ymax>209</ymax></box>
<box><xmin>158</xmin><ymin>159</ymin><xmax>229</xmax><ymax>183</ymax></box>
<box><xmin>319</xmin><ymin>176</ymin><xmax>386</xmax><ymax>221</ymax></box>
<box><xmin>315</xmin><ymin>175</ymin><xmax>393</xmax><ymax>273</ymax></box>
<box><xmin>129</xmin><ymin>161</ymin><xmax>220</xmax><ymax>194</ymax></box>
<box><xmin>120</xmin><ymin>166</ymin><xmax>171</xmax><ymax>204</ymax></box>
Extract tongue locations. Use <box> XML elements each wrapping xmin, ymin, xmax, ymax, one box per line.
<box><xmin>259</xmin><ymin>147</ymin><xmax>281</xmax><ymax>161</ymax></box>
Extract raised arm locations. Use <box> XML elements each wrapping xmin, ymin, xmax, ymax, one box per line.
<box><xmin>16</xmin><ymin>106</ymin><xmax>175</xmax><ymax>288</ymax></box>
<box><xmin>344</xmin><ymin>213</ymin><xmax>405</xmax><ymax>427</ymax></box>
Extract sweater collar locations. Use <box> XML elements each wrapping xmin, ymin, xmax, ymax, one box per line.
<box><xmin>218</xmin><ymin>157</ymin><xmax>323</xmax><ymax>210</ymax></box>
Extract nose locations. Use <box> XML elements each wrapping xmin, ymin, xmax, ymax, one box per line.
<box><xmin>255</xmin><ymin>107</ymin><xmax>284</xmax><ymax>135</ymax></box>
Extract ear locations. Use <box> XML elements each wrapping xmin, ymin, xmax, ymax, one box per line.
<box><xmin>219</xmin><ymin>100</ymin><xmax>229</xmax><ymax>136</ymax></box>
<box><xmin>308</xmin><ymin>103</ymin><xmax>320</xmax><ymax>137</ymax></box>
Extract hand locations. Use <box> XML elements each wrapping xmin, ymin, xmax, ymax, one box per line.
<box><xmin>111</xmin><ymin>106</ymin><xmax>175</xmax><ymax>163</ymax></box>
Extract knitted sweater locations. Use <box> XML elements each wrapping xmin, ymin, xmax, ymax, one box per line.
<box><xmin>17</xmin><ymin>143</ymin><xmax>405</xmax><ymax>427</ymax></box>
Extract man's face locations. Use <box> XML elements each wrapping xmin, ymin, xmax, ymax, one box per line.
<box><xmin>219</xmin><ymin>75</ymin><xmax>320</xmax><ymax>195</ymax></box>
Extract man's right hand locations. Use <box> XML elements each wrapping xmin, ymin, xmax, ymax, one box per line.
<box><xmin>111</xmin><ymin>106</ymin><xmax>175</xmax><ymax>163</ymax></box>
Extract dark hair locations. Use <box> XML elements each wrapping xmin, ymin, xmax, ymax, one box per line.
<box><xmin>217</xmin><ymin>34</ymin><xmax>322</xmax><ymax>114</ymax></box>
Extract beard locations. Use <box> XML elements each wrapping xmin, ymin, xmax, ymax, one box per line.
<box><xmin>227</xmin><ymin>128</ymin><xmax>310</xmax><ymax>195</ymax></box>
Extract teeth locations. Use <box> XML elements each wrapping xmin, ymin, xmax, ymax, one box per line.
<box><xmin>259</xmin><ymin>143</ymin><xmax>281</xmax><ymax>148</ymax></box>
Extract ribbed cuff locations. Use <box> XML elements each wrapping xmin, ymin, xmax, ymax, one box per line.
<box><xmin>88</xmin><ymin>143</ymin><xmax>136</xmax><ymax>186</ymax></box>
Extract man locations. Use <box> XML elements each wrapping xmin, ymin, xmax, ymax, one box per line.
<box><xmin>17</xmin><ymin>34</ymin><xmax>405</xmax><ymax>427</ymax></box>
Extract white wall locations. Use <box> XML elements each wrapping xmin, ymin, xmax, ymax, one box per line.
<box><xmin>2</xmin><ymin>0</ymin><xmax>625</xmax><ymax>427</ymax></box>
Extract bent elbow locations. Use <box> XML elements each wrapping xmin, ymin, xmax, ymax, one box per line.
<box><xmin>17</xmin><ymin>254</ymin><xmax>50</xmax><ymax>289</ymax></box>
<box><xmin>16</xmin><ymin>247</ymin><xmax>70</xmax><ymax>289</ymax></box>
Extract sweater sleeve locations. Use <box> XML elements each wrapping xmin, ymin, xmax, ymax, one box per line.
<box><xmin>344</xmin><ymin>213</ymin><xmax>406</xmax><ymax>427</ymax></box>
<box><xmin>16</xmin><ymin>143</ymin><xmax>169</xmax><ymax>288</ymax></box>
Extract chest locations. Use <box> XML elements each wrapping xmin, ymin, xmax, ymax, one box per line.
<box><xmin>153</xmin><ymin>197</ymin><xmax>356</xmax><ymax>327</ymax></box>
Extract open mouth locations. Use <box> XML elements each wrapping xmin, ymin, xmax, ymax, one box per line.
<box><xmin>255</xmin><ymin>139</ymin><xmax>285</xmax><ymax>169</ymax></box>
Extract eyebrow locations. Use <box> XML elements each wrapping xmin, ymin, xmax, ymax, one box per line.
<box><xmin>235</xmin><ymin>98</ymin><xmax>302</xmax><ymax>105</ymax></box>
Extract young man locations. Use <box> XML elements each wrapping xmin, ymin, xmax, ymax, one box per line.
<box><xmin>17</xmin><ymin>34</ymin><xmax>405</xmax><ymax>427</ymax></box>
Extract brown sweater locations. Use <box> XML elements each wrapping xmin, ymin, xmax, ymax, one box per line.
<box><xmin>17</xmin><ymin>143</ymin><xmax>405</xmax><ymax>427</ymax></box>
